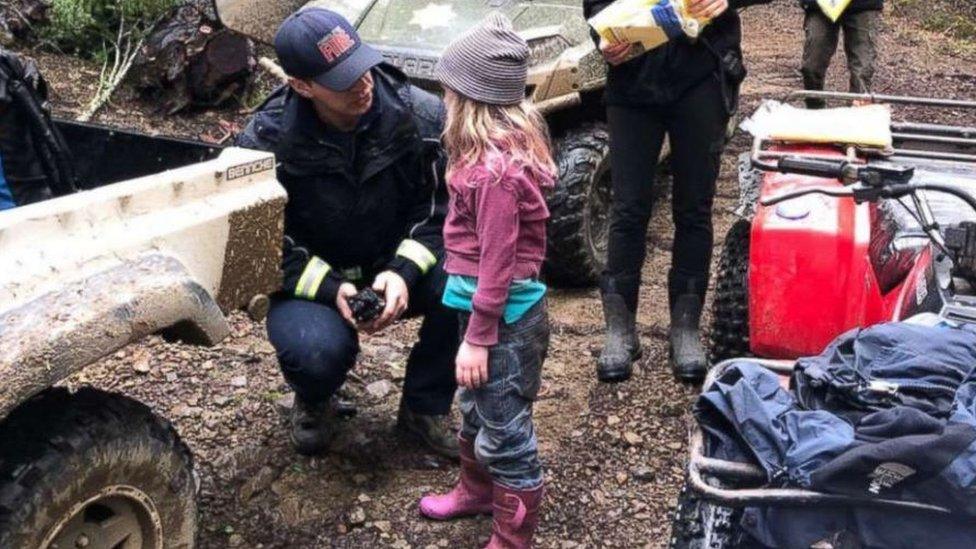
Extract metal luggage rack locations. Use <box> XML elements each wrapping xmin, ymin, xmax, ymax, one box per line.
<box><xmin>687</xmin><ymin>358</ymin><xmax>962</xmax><ymax>516</ymax></box>
<box><xmin>750</xmin><ymin>91</ymin><xmax>976</xmax><ymax>171</ymax></box>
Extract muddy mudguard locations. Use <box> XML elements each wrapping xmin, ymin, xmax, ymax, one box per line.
<box><xmin>0</xmin><ymin>255</ymin><xmax>230</xmax><ymax>422</ymax></box>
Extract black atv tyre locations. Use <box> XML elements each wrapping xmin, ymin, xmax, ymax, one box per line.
<box><xmin>545</xmin><ymin>123</ymin><xmax>612</xmax><ymax>287</ymax></box>
<box><xmin>709</xmin><ymin>219</ymin><xmax>752</xmax><ymax>363</ymax></box>
<box><xmin>0</xmin><ymin>387</ymin><xmax>197</xmax><ymax>548</ymax></box>
<box><xmin>670</xmin><ymin>476</ymin><xmax>752</xmax><ymax>549</ymax></box>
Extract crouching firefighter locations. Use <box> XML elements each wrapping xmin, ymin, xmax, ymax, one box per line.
<box><xmin>237</xmin><ymin>9</ymin><xmax>459</xmax><ymax>458</ymax></box>
<box><xmin>584</xmin><ymin>0</ymin><xmax>770</xmax><ymax>384</ymax></box>
<box><xmin>0</xmin><ymin>48</ymin><xmax>76</xmax><ymax>210</ymax></box>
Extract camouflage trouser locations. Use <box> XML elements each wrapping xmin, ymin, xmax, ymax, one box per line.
<box><xmin>801</xmin><ymin>9</ymin><xmax>881</xmax><ymax>107</ymax></box>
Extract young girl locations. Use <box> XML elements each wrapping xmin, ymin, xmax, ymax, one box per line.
<box><xmin>417</xmin><ymin>12</ymin><xmax>557</xmax><ymax>548</ymax></box>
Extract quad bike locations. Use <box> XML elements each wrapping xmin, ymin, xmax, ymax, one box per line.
<box><xmin>672</xmin><ymin>126</ymin><xmax>976</xmax><ymax>548</ymax></box>
<box><xmin>709</xmin><ymin>90</ymin><xmax>976</xmax><ymax>362</ymax></box>
<box><xmin>212</xmin><ymin>0</ymin><xmax>625</xmax><ymax>286</ymax></box>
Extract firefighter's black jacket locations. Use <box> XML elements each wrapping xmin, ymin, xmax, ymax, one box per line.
<box><xmin>237</xmin><ymin>64</ymin><xmax>447</xmax><ymax>306</ymax></box>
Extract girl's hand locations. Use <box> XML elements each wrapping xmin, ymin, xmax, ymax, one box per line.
<box><xmin>686</xmin><ymin>0</ymin><xmax>729</xmax><ymax>19</ymax></box>
<box><xmin>456</xmin><ymin>341</ymin><xmax>489</xmax><ymax>389</ymax></box>
<box><xmin>600</xmin><ymin>41</ymin><xmax>634</xmax><ymax>66</ymax></box>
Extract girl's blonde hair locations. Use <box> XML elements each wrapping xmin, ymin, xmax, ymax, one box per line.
<box><xmin>442</xmin><ymin>92</ymin><xmax>557</xmax><ymax>185</ymax></box>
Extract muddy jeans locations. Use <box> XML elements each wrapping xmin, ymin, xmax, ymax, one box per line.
<box><xmin>458</xmin><ymin>300</ymin><xmax>549</xmax><ymax>490</ymax></box>
<box><xmin>801</xmin><ymin>9</ymin><xmax>881</xmax><ymax>107</ymax></box>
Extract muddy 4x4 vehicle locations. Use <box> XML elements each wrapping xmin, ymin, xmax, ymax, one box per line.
<box><xmin>0</xmin><ymin>51</ymin><xmax>286</xmax><ymax>547</ymax></box>
<box><xmin>214</xmin><ymin>0</ymin><xmax>616</xmax><ymax>286</ymax></box>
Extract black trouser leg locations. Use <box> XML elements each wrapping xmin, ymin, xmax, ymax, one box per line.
<box><xmin>401</xmin><ymin>260</ymin><xmax>459</xmax><ymax>416</ymax></box>
<box><xmin>842</xmin><ymin>10</ymin><xmax>880</xmax><ymax>94</ymax></box>
<box><xmin>604</xmin><ymin>104</ymin><xmax>668</xmax><ymax>312</ymax></box>
<box><xmin>665</xmin><ymin>77</ymin><xmax>729</xmax><ymax>309</ymax></box>
<box><xmin>266</xmin><ymin>298</ymin><xmax>359</xmax><ymax>405</ymax></box>
<box><xmin>801</xmin><ymin>10</ymin><xmax>840</xmax><ymax>108</ymax></box>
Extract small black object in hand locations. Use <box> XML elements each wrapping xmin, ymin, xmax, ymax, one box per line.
<box><xmin>348</xmin><ymin>288</ymin><xmax>386</xmax><ymax>323</ymax></box>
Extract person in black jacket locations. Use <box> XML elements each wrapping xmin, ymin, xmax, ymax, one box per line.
<box><xmin>237</xmin><ymin>9</ymin><xmax>459</xmax><ymax>458</ymax></box>
<box><xmin>0</xmin><ymin>48</ymin><xmax>74</xmax><ymax>209</ymax></box>
<box><xmin>583</xmin><ymin>0</ymin><xmax>768</xmax><ymax>384</ymax></box>
<box><xmin>800</xmin><ymin>0</ymin><xmax>883</xmax><ymax>108</ymax></box>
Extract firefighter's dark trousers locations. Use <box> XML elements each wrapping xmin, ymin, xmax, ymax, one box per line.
<box><xmin>266</xmin><ymin>261</ymin><xmax>458</xmax><ymax>415</ymax></box>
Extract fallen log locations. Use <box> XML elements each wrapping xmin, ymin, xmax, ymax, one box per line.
<box><xmin>132</xmin><ymin>5</ymin><xmax>255</xmax><ymax>115</ymax></box>
<box><xmin>0</xmin><ymin>0</ymin><xmax>48</xmax><ymax>46</ymax></box>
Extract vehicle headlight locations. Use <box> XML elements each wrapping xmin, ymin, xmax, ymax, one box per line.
<box><xmin>527</xmin><ymin>35</ymin><xmax>570</xmax><ymax>67</ymax></box>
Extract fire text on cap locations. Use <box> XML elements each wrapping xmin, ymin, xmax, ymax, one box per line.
<box><xmin>317</xmin><ymin>27</ymin><xmax>356</xmax><ymax>63</ymax></box>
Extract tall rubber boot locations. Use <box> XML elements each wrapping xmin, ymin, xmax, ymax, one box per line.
<box><xmin>484</xmin><ymin>482</ymin><xmax>544</xmax><ymax>549</ymax></box>
<box><xmin>669</xmin><ymin>294</ymin><xmax>708</xmax><ymax>383</ymax></box>
<box><xmin>418</xmin><ymin>436</ymin><xmax>492</xmax><ymax>520</ymax></box>
<box><xmin>597</xmin><ymin>277</ymin><xmax>642</xmax><ymax>383</ymax></box>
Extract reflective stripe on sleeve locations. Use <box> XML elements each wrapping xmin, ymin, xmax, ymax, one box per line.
<box><xmin>396</xmin><ymin>239</ymin><xmax>437</xmax><ymax>274</ymax></box>
<box><xmin>295</xmin><ymin>256</ymin><xmax>331</xmax><ymax>300</ymax></box>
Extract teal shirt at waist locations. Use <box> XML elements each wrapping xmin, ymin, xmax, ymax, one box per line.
<box><xmin>442</xmin><ymin>275</ymin><xmax>546</xmax><ymax>324</ymax></box>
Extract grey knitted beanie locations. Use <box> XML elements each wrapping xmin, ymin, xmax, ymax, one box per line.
<box><xmin>435</xmin><ymin>12</ymin><xmax>529</xmax><ymax>106</ymax></box>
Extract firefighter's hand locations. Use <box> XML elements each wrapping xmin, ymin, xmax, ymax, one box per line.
<box><xmin>456</xmin><ymin>341</ymin><xmax>489</xmax><ymax>389</ymax></box>
<box><xmin>364</xmin><ymin>271</ymin><xmax>409</xmax><ymax>334</ymax></box>
<box><xmin>687</xmin><ymin>0</ymin><xmax>728</xmax><ymax>19</ymax></box>
<box><xmin>335</xmin><ymin>282</ymin><xmax>358</xmax><ymax>327</ymax></box>
<box><xmin>600</xmin><ymin>41</ymin><xmax>634</xmax><ymax>66</ymax></box>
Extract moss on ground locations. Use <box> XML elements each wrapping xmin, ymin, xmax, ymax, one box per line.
<box><xmin>891</xmin><ymin>0</ymin><xmax>976</xmax><ymax>53</ymax></box>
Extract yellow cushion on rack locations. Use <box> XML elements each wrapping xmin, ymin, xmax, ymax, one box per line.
<box><xmin>758</xmin><ymin>104</ymin><xmax>892</xmax><ymax>149</ymax></box>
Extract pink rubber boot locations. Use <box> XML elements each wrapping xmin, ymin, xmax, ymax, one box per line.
<box><xmin>484</xmin><ymin>482</ymin><xmax>544</xmax><ymax>549</ymax></box>
<box><xmin>419</xmin><ymin>436</ymin><xmax>493</xmax><ymax>520</ymax></box>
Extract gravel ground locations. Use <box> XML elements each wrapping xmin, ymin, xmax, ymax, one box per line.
<box><xmin>12</xmin><ymin>3</ymin><xmax>975</xmax><ymax>547</ymax></box>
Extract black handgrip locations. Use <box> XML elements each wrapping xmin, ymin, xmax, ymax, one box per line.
<box><xmin>778</xmin><ymin>156</ymin><xmax>850</xmax><ymax>180</ymax></box>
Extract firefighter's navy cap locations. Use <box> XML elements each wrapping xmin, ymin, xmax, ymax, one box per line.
<box><xmin>274</xmin><ymin>8</ymin><xmax>383</xmax><ymax>92</ymax></box>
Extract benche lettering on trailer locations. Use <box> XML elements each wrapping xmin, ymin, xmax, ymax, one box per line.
<box><xmin>226</xmin><ymin>157</ymin><xmax>275</xmax><ymax>181</ymax></box>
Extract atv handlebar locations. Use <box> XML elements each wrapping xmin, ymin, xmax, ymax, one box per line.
<box><xmin>759</xmin><ymin>183</ymin><xmax>914</xmax><ymax>207</ymax></box>
<box><xmin>761</xmin><ymin>180</ymin><xmax>976</xmax><ymax>218</ymax></box>
<box><xmin>759</xmin><ymin>153</ymin><xmax>976</xmax><ymax>216</ymax></box>
<box><xmin>760</xmin><ymin>186</ymin><xmax>864</xmax><ymax>206</ymax></box>
<box><xmin>776</xmin><ymin>156</ymin><xmax>860</xmax><ymax>182</ymax></box>
<box><xmin>760</xmin><ymin>155</ymin><xmax>925</xmax><ymax>207</ymax></box>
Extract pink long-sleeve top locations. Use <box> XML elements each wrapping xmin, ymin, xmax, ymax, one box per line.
<box><xmin>443</xmin><ymin>153</ymin><xmax>555</xmax><ymax>346</ymax></box>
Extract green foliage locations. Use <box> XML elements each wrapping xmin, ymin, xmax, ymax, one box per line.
<box><xmin>42</xmin><ymin>0</ymin><xmax>179</xmax><ymax>55</ymax></box>
<box><xmin>892</xmin><ymin>0</ymin><xmax>976</xmax><ymax>42</ymax></box>
<box><xmin>920</xmin><ymin>13</ymin><xmax>976</xmax><ymax>42</ymax></box>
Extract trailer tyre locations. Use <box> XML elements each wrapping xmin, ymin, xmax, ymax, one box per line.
<box><xmin>545</xmin><ymin>124</ymin><xmax>612</xmax><ymax>287</ymax></box>
<box><xmin>709</xmin><ymin>219</ymin><xmax>752</xmax><ymax>363</ymax></box>
<box><xmin>0</xmin><ymin>387</ymin><xmax>197</xmax><ymax>548</ymax></box>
